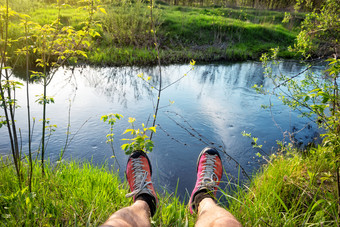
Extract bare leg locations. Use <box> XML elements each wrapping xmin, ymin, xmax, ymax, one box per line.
<box><xmin>101</xmin><ymin>200</ymin><xmax>151</xmax><ymax>227</ymax></box>
<box><xmin>195</xmin><ymin>198</ymin><xmax>242</xmax><ymax>227</ymax></box>
<box><xmin>101</xmin><ymin>151</ymin><xmax>157</xmax><ymax>227</ymax></box>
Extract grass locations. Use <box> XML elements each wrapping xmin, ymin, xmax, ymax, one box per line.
<box><xmin>0</xmin><ymin>158</ymin><xmax>195</xmax><ymax>226</ymax></box>
<box><xmin>1</xmin><ymin>144</ymin><xmax>338</xmax><ymax>226</ymax></box>
<box><xmin>3</xmin><ymin>0</ymin><xmax>302</xmax><ymax>67</ymax></box>
<box><xmin>31</xmin><ymin>7</ymin><xmax>88</xmax><ymax>28</ymax></box>
<box><xmin>93</xmin><ymin>3</ymin><xmax>301</xmax><ymax>65</ymax></box>
<box><xmin>227</xmin><ymin>145</ymin><xmax>338</xmax><ymax>226</ymax></box>
<box><xmin>153</xmin><ymin>5</ymin><xmax>299</xmax><ymax>63</ymax></box>
<box><xmin>0</xmin><ymin>159</ymin><xmax>129</xmax><ymax>226</ymax></box>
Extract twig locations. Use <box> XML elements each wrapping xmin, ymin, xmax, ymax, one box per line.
<box><xmin>150</xmin><ymin>0</ymin><xmax>162</xmax><ymax>141</ymax></box>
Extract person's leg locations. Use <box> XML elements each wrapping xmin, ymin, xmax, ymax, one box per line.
<box><xmin>101</xmin><ymin>151</ymin><xmax>158</xmax><ymax>227</ymax></box>
<box><xmin>189</xmin><ymin>147</ymin><xmax>242</xmax><ymax>227</ymax></box>
<box><xmin>101</xmin><ymin>200</ymin><xmax>151</xmax><ymax>227</ymax></box>
<box><xmin>195</xmin><ymin>198</ymin><xmax>241</xmax><ymax>227</ymax></box>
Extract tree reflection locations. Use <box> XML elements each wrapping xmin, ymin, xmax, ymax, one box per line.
<box><xmin>81</xmin><ymin>66</ymin><xmax>159</xmax><ymax>108</ymax></box>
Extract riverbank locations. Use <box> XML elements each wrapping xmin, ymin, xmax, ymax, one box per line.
<box><xmin>0</xmin><ymin>145</ymin><xmax>337</xmax><ymax>226</ymax></box>
<box><xmin>5</xmin><ymin>1</ymin><xmax>302</xmax><ymax>67</ymax></box>
<box><xmin>88</xmin><ymin>3</ymin><xmax>301</xmax><ymax>65</ymax></box>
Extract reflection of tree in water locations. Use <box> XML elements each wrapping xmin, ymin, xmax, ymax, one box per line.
<box><xmin>194</xmin><ymin>63</ymin><xmax>267</xmax><ymax>99</ymax></box>
<box><xmin>196</xmin><ymin>63</ymin><xmax>266</xmax><ymax>88</ymax></box>
<box><xmin>278</xmin><ymin>61</ymin><xmax>304</xmax><ymax>76</ymax></box>
<box><xmin>200</xmin><ymin>66</ymin><xmax>216</xmax><ymax>84</ymax></box>
<box><xmin>80</xmin><ymin>66</ymin><xmax>167</xmax><ymax>108</ymax></box>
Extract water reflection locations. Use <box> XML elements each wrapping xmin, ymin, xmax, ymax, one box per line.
<box><xmin>0</xmin><ymin>61</ymin><xmax>322</xmax><ymax>199</ymax></box>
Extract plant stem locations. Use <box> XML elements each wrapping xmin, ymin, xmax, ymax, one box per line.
<box><xmin>25</xmin><ymin>17</ymin><xmax>33</xmax><ymax>192</ymax></box>
<box><xmin>0</xmin><ymin>0</ymin><xmax>21</xmax><ymax>187</ymax></box>
<box><xmin>41</xmin><ymin>73</ymin><xmax>47</xmax><ymax>176</ymax></box>
<box><xmin>337</xmin><ymin>163</ymin><xmax>340</xmax><ymax>220</ymax></box>
<box><xmin>41</xmin><ymin>46</ymin><xmax>47</xmax><ymax>176</ymax></box>
<box><xmin>150</xmin><ymin>0</ymin><xmax>162</xmax><ymax>141</ymax></box>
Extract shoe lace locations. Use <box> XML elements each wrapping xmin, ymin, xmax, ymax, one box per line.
<box><xmin>198</xmin><ymin>154</ymin><xmax>219</xmax><ymax>190</ymax></box>
<box><xmin>126</xmin><ymin>157</ymin><xmax>153</xmax><ymax>198</ymax></box>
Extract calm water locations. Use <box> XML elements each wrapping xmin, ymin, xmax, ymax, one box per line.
<box><xmin>0</xmin><ymin>61</ymin><xmax>323</xmax><ymax>198</ymax></box>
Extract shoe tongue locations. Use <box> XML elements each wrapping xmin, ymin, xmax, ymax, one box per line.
<box><xmin>131</xmin><ymin>151</ymin><xmax>142</xmax><ymax>158</ymax></box>
<box><xmin>203</xmin><ymin>148</ymin><xmax>221</xmax><ymax>159</ymax></box>
<box><xmin>135</xmin><ymin>171</ymin><xmax>145</xmax><ymax>186</ymax></box>
<box><xmin>205</xmin><ymin>149</ymin><xmax>216</xmax><ymax>155</ymax></box>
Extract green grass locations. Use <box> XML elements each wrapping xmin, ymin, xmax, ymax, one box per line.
<box><xmin>90</xmin><ymin>2</ymin><xmax>300</xmax><ymax>65</ymax></box>
<box><xmin>153</xmin><ymin>5</ymin><xmax>299</xmax><ymax>63</ymax></box>
<box><xmin>89</xmin><ymin>46</ymin><xmax>158</xmax><ymax>66</ymax></box>
<box><xmin>30</xmin><ymin>7</ymin><xmax>88</xmax><ymax>28</ymax></box>
<box><xmin>0</xmin><ymin>158</ymin><xmax>195</xmax><ymax>226</ymax></box>
<box><xmin>227</xmin><ymin>146</ymin><xmax>338</xmax><ymax>226</ymax></box>
<box><xmin>3</xmin><ymin>1</ymin><xmax>302</xmax><ymax>67</ymax></box>
<box><xmin>0</xmin><ymin>143</ymin><xmax>338</xmax><ymax>226</ymax></box>
<box><xmin>0</xmin><ymin>159</ymin><xmax>129</xmax><ymax>226</ymax></box>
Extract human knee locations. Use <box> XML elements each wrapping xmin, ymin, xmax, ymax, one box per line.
<box><xmin>211</xmin><ymin>217</ymin><xmax>242</xmax><ymax>227</ymax></box>
<box><xmin>104</xmin><ymin>208</ymin><xmax>139</xmax><ymax>227</ymax></box>
<box><xmin>110</xmin><ymin>207</ymin><xmax>133</xmax><ymax>220</ymax></box>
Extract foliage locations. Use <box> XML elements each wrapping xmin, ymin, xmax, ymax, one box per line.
<box><xmin>0</xmin><ymin>0</ymin><xmax>26</xmax><ymax>187</ymax></box>
<box><xmin>101</xmin><ymin>113</ymin><xmax>123</xmax><ymax>144</ymax></box>
<box><xmin>256</xmin><ymin>0</ymin><xmax>340</xmax><ymax>164</ymax></box>
<box><xmin>23</xmin><ymin>0</ymin><xmax>103</xmax><ymax>176</ymax></box>
<box><xmin>121</xmin><ymin>118</ymin><xmax>156</xmax><ymax>155</ymax></box>
<box><xmin>1</xmin><ymin>0</ymin><xmax>105</xmax><ymax>184</ymax></box>
<box><xmin>100</xmin><ymin>113</ymin><xmax>123</xmax><ymax>166</ymax></box>
<box><xmin>101</xmin><ymin>115</ymin><xmax>156</xmax><ymax>155</ymax></box>
<box><xmin>241</xmin><ymin>131</ymin><xmax>269</xmax><ymax>158</ymax></box>
<box><xmin>293</xmin><ymin>0</ymin><xmax>340</xmax><ymax>58</ymax></box>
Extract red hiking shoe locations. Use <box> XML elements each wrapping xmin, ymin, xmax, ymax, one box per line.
<box><xmin>189</xmin><ymin>147</ymin><xmax>223</xmax><ymax>214</ymax></box>
<box><xmin>125</xmin><ymin>150</ymin><xmax>158</xmax><ymax>216</ymax></box>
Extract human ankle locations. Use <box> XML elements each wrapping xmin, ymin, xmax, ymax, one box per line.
<box><xmin>193</xmin><ymin>189</ymin><xmax>214</xmax><ymax>210</ymax></box>
<box><xmin>136</xmin><ymin>193</ymin><xmax>157</xmax><ymax>217</ymax></box>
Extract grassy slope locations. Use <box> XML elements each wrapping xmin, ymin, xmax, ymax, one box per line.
<box><xmin>0</xmin><ymin>146</ymin><xmax>338</xmax><ymax>226</ymax></box>
<box><xmin>89</xmin><ymin>4</ymin><xmax>300</xmax><ymax>65</ymax></box>
<box><xmin>158</xmin><ymin>6</ymin><xmax>297</xmax><ymax>58</ymax></box>
<box><xmin>6</xmin><ymin>2</ymin><xmax>301</xmax><ymax>66</ymax></box>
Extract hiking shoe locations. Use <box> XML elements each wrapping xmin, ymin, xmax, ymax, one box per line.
<box><xmin>125</xmin><ymin>150</ymin><xmax>158</xmax><ymax>216</ymax></box>
<box><xmin>189</xmin><ymin>147</ymin><xmax>223</xmax><ymax>214</ymax></box>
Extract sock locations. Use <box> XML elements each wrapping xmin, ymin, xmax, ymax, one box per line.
<box><xmin>193</xmin><ymin>189</ymin><xmax>214</xmax><ymax>211</ymax></box>
<box><xmin>136</xmin><ymin>193</ymin><xmax>157</xmax><ymax>217</ymax></box>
